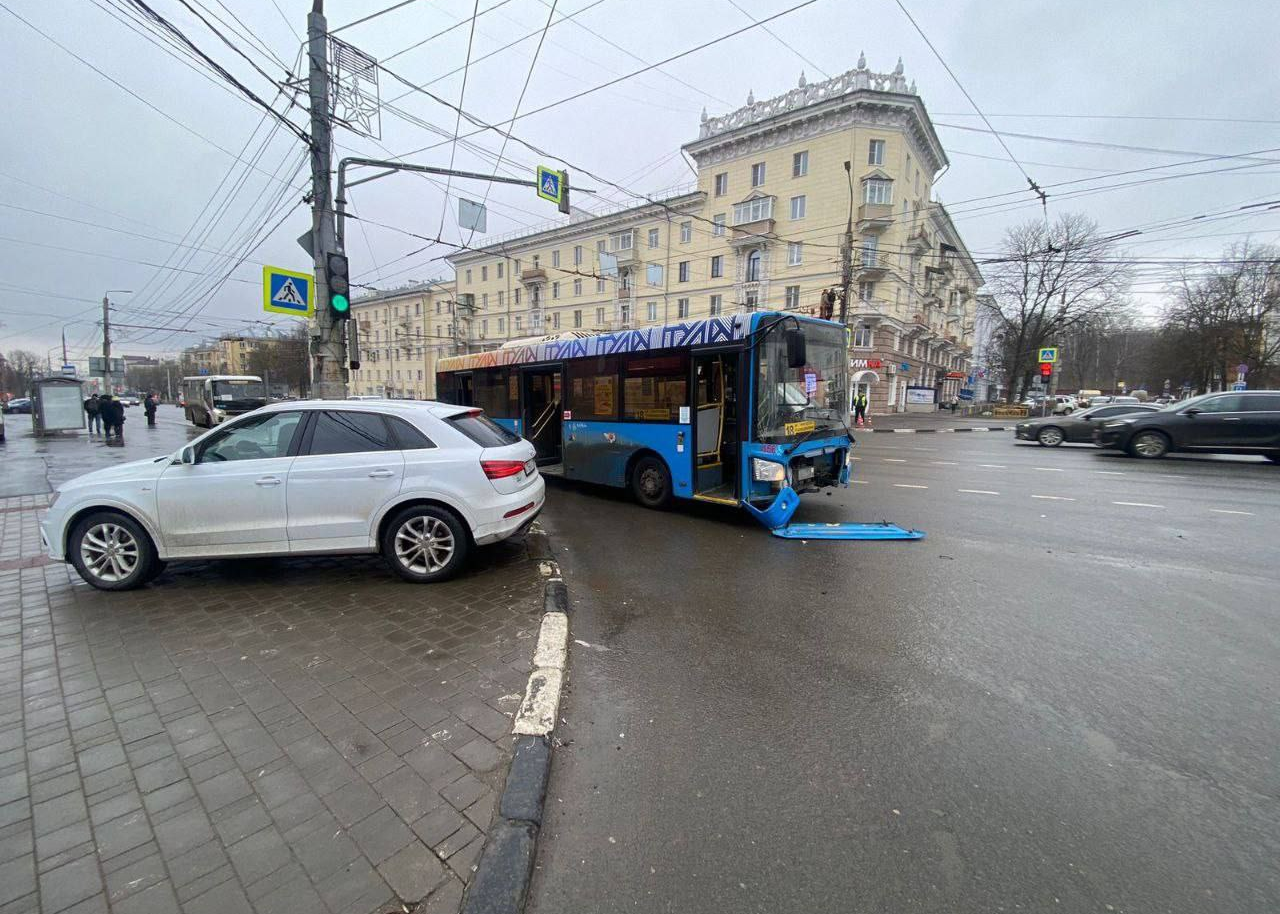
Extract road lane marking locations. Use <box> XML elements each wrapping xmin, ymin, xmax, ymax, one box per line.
<box><xmin>884</xmin><ymin>458</ymin><xmax>907</xmax><ymax>463</ymax></box>
<box><xmin>932</xmin><ymin>460</ymin><xmax>958</xmax><ymax>465</ymax></box>
<box><xmin>1094</xmin><ymin>471</ymin><xmax>1125</xmax><ymax>475</ymax></box>
<box><xmin>1112</xmin><ymin>501</ymin><xmax>1164</xmax><ymax>508</ymax></box>
<box><xmin>1031</xmin><ymin>495</ymin><xmax>1075</xmax><ymax>501</ymax></box>
<box><xmin>893</xmin><ymin>484</ymin><xmax>929</xmax><ymax>489</ymax></box>
<box><xmin>958</xmin><ymin>489</ymin><xmax>999</xmax><ymax>495</ymax></box>
<box><xmin>1034</xmin><ymin>467</ymin><xmax>1065</xmax><ymax>472</ymax></box>
<box><xmin>978</xmin><ymin>464</ymin><xmax>1006</xmax><ymax>469</ymax></box>
<box><xmin>910</xmin><ymin>447</ymin><xmax>938</xmax><ymax>452</ymax></box>
<box><xmin>1210</xmin><ymin>508</ymin><xmax>1254</xmax><ymax>516</ymax></box>
<box><xmin>849</xmin><ymin>456</ymin><xmax>861</xmax><ymax>460</ymax></box>
<box><xmin>1158</xmin><ymin>474</ymin><xmax>1189</xmax><ymax>479</ymax></box>
<box><xmin>852</xmin><ymin>479</ymin><xmax>869</xmax><ymax>484</ymax></box>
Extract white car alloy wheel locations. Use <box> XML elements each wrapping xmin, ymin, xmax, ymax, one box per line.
<box><xmin>79</xmin><ymin>521</ymin><xmax>140</xmax><ymax>583</ymax></box>
<box><xmin>394</xmin><ymin>515</ymin><xmax>456</xmax><ymax>574</ymax></box>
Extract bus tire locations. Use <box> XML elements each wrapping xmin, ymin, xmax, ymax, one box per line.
<box><xmin>631</xmin><ymin>455</ymin><xmax>672</xmax><ymax>510</ymax></box>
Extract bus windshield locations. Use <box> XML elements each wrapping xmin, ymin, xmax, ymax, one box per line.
<box><xmin>211</xmin><ymin>379</ymin><xmax>266</xmax><ymax>403</ymax></box>
<box><xmin>755</xmin><ymin>321</ymin><xmax>848</xmax><ymax>443</ymax></box>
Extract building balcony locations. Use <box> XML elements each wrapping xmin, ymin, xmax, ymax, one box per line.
<box><xmin>858</xmin><ymin>257</ymin><xmax>888</xmax><ymax>278</ymax></box>
<box><xmin>519</xmin><ymin>266</ymin><xmax>547</xmax><ymax>283</ymax></box>
<box><xmin>609</xmin><ymin>250</ymin><xmax>641</xmax><ymax>269</ymax></box>
<box><xmin>729</xmin><ymin>219</ymin><xmax>775</xmax><ymax>246</ymax></box>
<box><xmin>857</xmin><ymin>202</ymin><xmax>894</xmax><ymax>232</ymax></box>
<box><xmin>617</xmin><ymin>287</ymin><xmax>632</xmax><ymax>300</ymax></box>
<box><xmin>906</xmin><ymin>224</ymin><xmax>932</xmax><ymax>253</ymax></box>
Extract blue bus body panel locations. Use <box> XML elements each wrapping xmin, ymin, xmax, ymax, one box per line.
<box><xmin>771</xmin><ymin>522</ymin><xmax>925</xmax><ymax>540</ymax></box>
<box><xmin>491</xmin><ymin>417</ymin><xmax>523</xmax><ymax>436</ymax></box>
<box><xmin>562</xmin><ymin>420</ymin><xmax>694</xmax><ymax>497</ymax></box>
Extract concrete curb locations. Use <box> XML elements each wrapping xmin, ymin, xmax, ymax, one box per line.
<box><xmin>862</xmin><ymin>425</ymin><xmax>1014</xmax><ymax>433</ymax></box>
<box><xmin>461</xmin><ymin>530</ymin><xmax>569</xmax><ymax>914</ymax></box>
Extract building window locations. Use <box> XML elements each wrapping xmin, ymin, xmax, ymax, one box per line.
<box><xmin>647</xmin><ymin>263</ymin><xmax>663</xmax><ymax>286</ymax></box>
<box><xmin>647</xmin><ymin>301</ymin><xmax>658</xmax><ymax>321</ymax></box>
<box><xmin>553</xmin><ymin>311</ymin><xmax>560</xmax><ymax>329</ymax></box>
<box><xmin>482</xmin><ymin>293</ymin><xmax>489</xmax><ymax>308</ymax></box>
<box><xmin>465</xmin><ymin>269</ymin><xmax>472</xmax><ymax>284</ymax></box>
<box><xmin>482</xmin><ymin>319</ymin><xmax>488</xmax><ymax>336</ymax></box>
<box><xmin>680</xmin><ymin>221</ymin><xmax>692</xmax><ymax>243</ymax></box>
<box><xmin>712</xmin><ymin>213</ymin><xmax>725</xmax><ymax>236</ymax></box>
<box><xmin>620</xmin><ymin>303</ymin><xmax>631</xmax><ymax>325</ymax></box>
<box><xmin>747</xmin><ymin>249</ymin><xmax>762</xmax><ymax>281</ymax></box>
<box><xmin>714</xmin><ymin>172</ymin><xmax>728</xmax><ymax>196</ymax></box>
<box><xmin>572</xmin><ymin>309</ymin><xmax>582</xmax><ymax>328</ymax></box>
<box><xmin>733</xmin><ymin>196</ymin><xmax>774</xmax><ymax>225</ymax></box>
<box><xmin>552</xmin><ymin>281</ymin><xmax>560</xmax><ymax>299</ymax></box>
<box><xmin>515</xmin><ymin>315</ymin><xmax>522</xmax><ymax>331</ymax></box>
<box><xmin>597</xmin><ymin>278</ymin><xmax>606</xmax><ymax>293</ymax></box>
<box><xmin>787</xmin><ymin>242</ymin><xmax>802</xmax><ymax>266</ymax></box>
<box><xmin>497</xmin><ymin>261</ymin><xmax>504</xmax><ymax>278</ymax></box>
<box><xmin>864</xmin><ymin>178</ymin><xmax>893</xmax><ymax>205</ymax></box>
<box><xmin>415</xmin><ymin>302</ymin><xmax>421</xmax><ymax>315</ymax></box>
<box><xmin>532</xmin><ymin>254</ymin><xmax>540</xmax><ymax>268</ymax></box>
<box><xmin>792</xmin><ymin>150</ymin><xmax>808</xmax><ymax>177</ymax></box>
<box><xmin>677</xmin><ymin>298</ymin><xmax>689</xmax><ymax>318</ymax></box>
<box><xmin>859</xmin><ymin>280</ymin><xmax>875</xmax><ymax>302</ymax></box>
<box><xmin>868</xmin><ymin>138</ymin><xmax>885</xmax><ymax>165</ymax></box>
<box><xmin>751</xmin><ymin>162</ymin><xmax>766</xmax><ymax>186</ymax></box>
<box><xmin>497</xmin><ymin>290</ymin><xmax>504</xmax><ymax>307</ymax></box>
<box><xmin>596</xmin><ymin>307</ymin><xmax>605</xmax><ymax>325</ymax></box>
<box><xmin>481</xmin><ymin>265</ymin><xmax>488</xmax><ymax>281</ymax></box>
<box><xmin>709</xmin><ymin>294</ymin><xmax>722</xmax><ymax>315</ymax></box>
<box><xmin>610</xmin><ymin>230</ymin><xmax>633</xmax><ymax>251</ymax></box>
<box><xmin>435</xmin><ymin>302</ymin><xmax>441</xmax><ymax>314</ymax></box>
<box><xmin>514</xmin><ymin>288</ymin><xmax>521</xmax><ymax>304</ymax></box>
<box><xmin>790</xmin><ymin>195</ymin><xmax>806</xmax><ymax>220</ymax></box>
<box><xmin>498</xmin><ymin>317</ymin><xmax>505</xmax><ymax>333</ymax></box>
<box><xmin>745</xmin><ymin>290</ymin><xmax>759</xmax><ymax>309</ymax></box>
<box><xmin>573</xmin><ymin>245</ymin><xmax>582</xmax><ymax>265</ymax></box>
<box><xmin>574</xmin><ymin>278</ymin><xmax>582</xmax><ymax>296</ymax></box>
<box><xmin>710</xmin><ymin>255</ymin><xmax>723</xmax><ymax>278</ymax></box>
<box><xmin>852</xmin><ymin>323</ymin><xmax>874</xmax><ymax>348</ymax></box>
<box><xmin>861</xmin><ymin>235</ymin><xmax>878</xmax><ymax>268</ymax></box>
<box><xmin>597</xmin><ymin>239</ymin><xmax>607</xmax><ymax>254</ymax></box>
<box><xmin>678</xmin><ymin>261</ymin><xmax>690</xmax><ymax>282</ymax></box>
<box><xmin>648</xmin><ymin>228</ymin><xmax>660</xmax><ymax>248</ymax></box>
<box><xmin>515</xmin><ymin>259</ymin><xmax>521</xmax><ymax>274</ymax></box>
<box><xmin>531</xmin><ymin>285</ymin><xmax>541</xmax><ymax>306</ymax></box>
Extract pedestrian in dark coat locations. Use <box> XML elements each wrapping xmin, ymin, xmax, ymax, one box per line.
<box><xmin>83</xmin><ymin>394</ymin><xmax>102</xmax><ymax>435</ymax></box>
<box><xmin>102</xmin><ymin>396</ymin><xmax>125</xmax><ymax>441</ymax></box>
<box><xmin>144</xmin><ymin>393</ymin><xmax>158</xmax><ymax>427</ymax></box>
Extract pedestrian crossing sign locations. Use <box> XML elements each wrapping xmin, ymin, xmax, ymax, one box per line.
<box><xmin>536</xmin><ymin>165</ymin><xmax>563</xmax><ymax>205</ymax></box>
<box><xmin>1038</xmin><ymin>347</ymin><xmax>1058</xmax><ymax>363</ymax></box>
<box><xmin>262</xmin><ymin>265</ymin><xmax>313</xmax><ymax>317</ymax></box>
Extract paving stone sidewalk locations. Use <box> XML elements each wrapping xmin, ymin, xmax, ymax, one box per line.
<box><xmin>0</xmin><ymin>503</ymin><xmax>548</xmax><ymax>914</ymax></box>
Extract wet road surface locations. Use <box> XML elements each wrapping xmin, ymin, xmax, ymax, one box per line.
<box><xmin>530</xmin><ymin>433</ymin><xmax>1280</xmax><ymax>913</ymax></box>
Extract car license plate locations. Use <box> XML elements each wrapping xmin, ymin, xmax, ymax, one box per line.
<box><xmin>524</xmin><ymin>459</ymin><xmax>536</xmax><ymax>476</ymax></box>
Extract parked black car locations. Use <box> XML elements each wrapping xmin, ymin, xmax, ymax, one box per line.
<box><xmin>1092</xmin><ymin>390</ymin><xmax>1280</xmax><ymax>460</ymax></box>
<box><xmin>2</xmin><ymin>397</ymin><xmax>33</xmax><ymax>414</ymax></box>
<box><xmin>1015</xmin><ymin>404</ymin><xmax>1160</xmax><ymax>446</ymax></box>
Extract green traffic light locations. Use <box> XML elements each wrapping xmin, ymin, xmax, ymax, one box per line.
<box><xmin>332</xmin><ymin>294</ymin><xmax>349</xmax><ymax>313</ymax></box>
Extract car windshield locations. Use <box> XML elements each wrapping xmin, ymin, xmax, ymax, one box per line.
<box><xmin>211</xmin><ymin>380</ymin><xmax>266</xmax><ymax>402</ymax></box>
<box><xmin>755</xmin><ymin>320</ymin><xmax>848</xmax><ymax>443</ymax></box>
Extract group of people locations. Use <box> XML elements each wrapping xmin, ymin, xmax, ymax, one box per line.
<box><xmin>83</xmin><ymin>393</ymin><xmax>160</xmax><ymax>441</ymax></box>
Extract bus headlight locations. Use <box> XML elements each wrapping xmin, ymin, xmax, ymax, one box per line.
<box><xmin>752</xmin><ymin>458</ymin><xmax>786</xmax><ymax>482</ymax></box>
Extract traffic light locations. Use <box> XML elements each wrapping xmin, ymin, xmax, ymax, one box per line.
<box><xmin>325</xmin><ymin>252</ymin><xmax>350</xmax><ymax>320</ymax></box>
<box><xmin>558</xmin><ymin>169</ymin><xmax>570</xmax><ymax>216</ymax></box>
<box><xmin>1039</xmin><ymin>362</ymin><xmax>1053</xmax><ymax>379</ymax></box>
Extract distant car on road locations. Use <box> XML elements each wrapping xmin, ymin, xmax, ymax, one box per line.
<box><xmin>1016</xmin><ymin>403</ymin><xmax>1160</xmax><ymax>446</ymax></box>
<box><xmin>40</xmin><ymin>400</ymin><xmax>544</xmax><ymax>591</ymax></box>
<box><xmin>120</xmin><ymin>395</ymin><xmax>140</xmax><ymax>407</ymax></box>
<box><xmin>1092</xmin><ymin>390</ymin><xmax>1280</xmax><ymax>460</ymax></box>
<box><xmin>2</xmin><ymin>398</ymin><xmax>32</xmax><ymax>414</ymax></box>
<box><xmin>1050</xmin><ymin>395</ymin><xmax>1079</xmax><ymax>415</ymax></box>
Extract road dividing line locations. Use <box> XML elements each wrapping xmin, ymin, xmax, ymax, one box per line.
<box><xmin>1159</xmin><ymin>474</ymin><xmax>1189</xmax><ymax>479</ymax></box>
<box><xmin>958</xmin><ymin>489</ymin><xmax>999</xmax><ymax>495</ymax></box>
<box><xmin>1094</xmin><ymin>471</ymin><xmax>1125</xmax><ymax>476</ymax></box>
<box><xmin>1034</xmin><ymin>467</ymin><xmax>1065</xmax><ymax>472</ymax></box>
<box><xmin>893</xmin><ymin>484</ymin><xmax>929</xmax><ymax>489</ymax></box>
<box><xmin>932</xmin><ymin>460</ymin><xmax>958</xmax><ymax>465</ymax></box>
<box><xmin>1210</xmin><ymin>508</ymin><xmax>1255</xmax><ymax>516</ymax></box>
<box><xmin>884</xmin><ymin>458</ymin><xmax>907</xmax><ymax>463</ymax></box>
<box><xmin>852</xmin><ymin>479</ymin><xmax>870</xmax><ymax>484</ymax></box>
<box><xmin>1031</xmin><ymin>495</ymin><xmax>1075</xmax><ymax>501</ymax></box>
<box><xmin>978</xmin><ymin>464</ymin><xmax>1006</xmax><ymax>469</ymax></box>
<box><xmin>1112</xmin><ymin>501</ymin><xmax>1165</xmax><ymax>508</ymax></box>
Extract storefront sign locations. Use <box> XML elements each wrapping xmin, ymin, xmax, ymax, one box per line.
<box><xmin>945</xmin><ymin>371</ymin><xmax>966</xmax><ymax>380</ymax></box>
<box><xmin>905</xmin><ymin>386</ymin><xmax>935</xmax><ymax>405</ymax></box>
<box><xmin>850</xmin><ymin>358</ymin><xmax>883</xmax><ymax>370</ymax></box>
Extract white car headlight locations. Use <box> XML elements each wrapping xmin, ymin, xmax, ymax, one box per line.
<box><xmin>752</xmin><ymin>458</ymin><xmax>786</xmax><ymax>482</ymax></box>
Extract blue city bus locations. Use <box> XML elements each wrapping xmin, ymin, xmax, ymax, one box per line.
<box><xmin>436</xmin><ymin>311</ymin><xmax>921</xmax><ymax>539</ymax></box>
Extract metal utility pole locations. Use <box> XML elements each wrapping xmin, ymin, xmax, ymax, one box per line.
<box><xmin>102</xmin><ymin>294</ymin><xmax>111</xmax><ymax>391</ymax></box>
<box><xmin>307</xmin><ymin>0</ymin><xmax>347</xmax><ymax>399</ymax></box>
<box><xmin>61</xmin><ymin>328</ymin><xmax>68</xmax><ymax>367</ymax></box>
<box><xmin>839</xmin><ymin>160</ymin><xmax>855</xmax><ymax>326</ymax></box>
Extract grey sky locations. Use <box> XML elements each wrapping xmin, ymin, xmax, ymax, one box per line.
<box><xmin>2</xmin><ymin>0</ymin><xmax>1278</xmax><ymax>364</ymax></box>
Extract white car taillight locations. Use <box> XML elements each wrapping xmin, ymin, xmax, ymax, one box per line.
<box><xmin>481</xmin><ymin>460</ymin><xmax>527</xmax><ymax>480</ymax></box>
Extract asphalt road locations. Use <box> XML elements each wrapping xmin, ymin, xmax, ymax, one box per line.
<box><xmin>531</xmin><ymin>433</ymin><xmax>1280</xmax><ymax>914</ymax></box>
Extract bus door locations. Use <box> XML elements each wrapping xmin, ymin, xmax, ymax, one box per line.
<box><xmin>521</xmin><ymin>365</ymin><xmax>563</xmax><ymax>466</ymax></box>
<box><xmin>691</xmin><ymin>351</ymin><xmax>741</xmax><ymax>504</ymax></box>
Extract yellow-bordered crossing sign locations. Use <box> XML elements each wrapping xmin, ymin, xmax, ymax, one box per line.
<box><xmin>536</xmin><ymin>166</ymin><xmax>564</xmax><ymax>206</ymax></box>
<box><xmin>1038</xmin><ymin>347</ymin><xmax>1058</xmax><ymax>363</ymax></box>
<box><xmin>263</xmin><ymin>265</ymin><xmax>314</xmax><ymax>317</ymax></box>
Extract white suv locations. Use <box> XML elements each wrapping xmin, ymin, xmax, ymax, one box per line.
<box><xmin>40</xmin><ymin>400</ymin><xmax>544</xmax><ymax>591</ymax></box>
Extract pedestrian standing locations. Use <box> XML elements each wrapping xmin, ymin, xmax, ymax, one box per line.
<box><xmin>144</xmin><ymin>392</ymin><xmax>158</xmax><ymax>427</ymax></box>
<box><xmin>83</xmin><ymin>393</ymin><xmax>102</xmax><ymax>435</ymax></box>
<box><xmin>853</xmin><ymin>391</ymin><xmax>868</xmax><ymax>426</ymax></box>
<box><xmin>102</xmin><ymin>395</ymin><xmax>125</xmax><ymax>442</ymax></box>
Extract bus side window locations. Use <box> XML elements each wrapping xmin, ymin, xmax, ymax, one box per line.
<box><xmin>567</xmin><ymin>357</ymin><xmax>619</xmax><ymax>420</ymax></box>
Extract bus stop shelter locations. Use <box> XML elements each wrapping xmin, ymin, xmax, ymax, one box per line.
<box><xmin>31</xmin><ymin>376</ymin><xmax>85</xmax><ymax>436</ymax></box>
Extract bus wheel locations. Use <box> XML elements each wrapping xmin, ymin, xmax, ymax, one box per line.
<box><xmin>632</xmin><ymin>455</ymin><xmax>672</xmax><ymax>510</ymax></box>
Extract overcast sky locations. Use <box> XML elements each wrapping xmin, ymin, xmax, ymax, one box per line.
<box><xmin>3</xmin><ymin>0</ymin><xmax>1278</xmax><ymax>365</ymax></box>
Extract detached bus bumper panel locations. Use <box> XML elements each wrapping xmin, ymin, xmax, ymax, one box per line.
<box><xmin>746</xmin><ymin>486</ymin><xmax>925</xmax><ymax>541</ymax></box>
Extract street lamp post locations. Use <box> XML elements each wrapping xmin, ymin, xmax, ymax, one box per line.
<box><xmin>102</xmin><ymin>290</ymin><xmax>133</xmax><ymax>393</ymax></box>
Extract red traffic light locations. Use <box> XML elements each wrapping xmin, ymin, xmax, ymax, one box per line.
<box><xmin>1039</xmin><ymin>362</ymin><xmax>1053</xmax><ymax>377</ymax></box>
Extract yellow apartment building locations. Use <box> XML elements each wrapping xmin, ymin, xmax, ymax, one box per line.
<box><xmin>347</xmin><ymin>279</ymin><xmax>456</xmax><ymax>399</ymax></box>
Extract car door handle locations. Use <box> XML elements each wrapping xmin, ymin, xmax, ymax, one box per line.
<box><xmin>255</xmin><ymin>476</ymin><xmax>281</xmax><ymax>486</ymax></box>
<box><xmin>368</xmin><ymin>469</ymin><xmax>395</xmax><ymax>478</ymax></box>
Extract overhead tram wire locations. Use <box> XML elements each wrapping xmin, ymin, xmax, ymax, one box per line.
<box><xmin>466</xmin><ymin>0</ymin><xmax>561</xmax><ymax>247</ymax></box>
<box><xmin>890</xmin><ymin>0</ymin><xmax>1045</xmax><ymax>214</ymax></box>
<box><xmin>331</xmin><ymin>0</ymin><xmax>426</xmax><ymax>34</ymax></box>
<box><xmin>724</xmin><ymin>0</ymin><xmax>829</xmax><ymax>78</ymax></box>
<box><xmin>380</xmin><ymin>0</ymin><xmax>519</xmax><ymax>65</ymax></box>
<box><xmin>933</xmin><ymin>121</ymin><xmax>1280</xmax><ymax>163</ymax></box>
<box><xmin>437</xmin><ymin>0</ymin><xmax>483</xmax><ymax>238</ymax></box>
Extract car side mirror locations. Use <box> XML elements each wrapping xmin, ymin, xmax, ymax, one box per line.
<box><xmin>179</xmin><ymin>446</ymin><xmax>195</xmax><ymax>465</ymax></box>
<box><xmin>1183</xmin><ymin>407</ymin><xmax>1201</xmax><ymax>417</ymax></box>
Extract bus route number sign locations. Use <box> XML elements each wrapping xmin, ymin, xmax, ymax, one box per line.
<box><xmin>784</xmin><ymin>419</ymin><xmax>816</xmax><ymax>436</ymax></box>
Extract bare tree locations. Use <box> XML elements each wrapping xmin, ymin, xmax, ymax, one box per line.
<box><xmin>3</xmin><ymin>349</ymin><xmax>42</xmax><ymax>397</ymax></box>
<box><xmin>983</xmin><ymin>213</ymin><xmax>1133</xmax><ymax>401</ymax></box>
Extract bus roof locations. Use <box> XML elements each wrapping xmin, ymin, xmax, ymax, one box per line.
<box><xmin>436</xmin><ymin>310</ymin><xmax>837</xmax><ymax>374</ymax></box>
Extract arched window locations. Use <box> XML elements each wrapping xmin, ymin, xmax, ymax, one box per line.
<box><xmin>746</xmin><ymin>249</ymin><xmax>762</xmax><ymax>282</ymax></box>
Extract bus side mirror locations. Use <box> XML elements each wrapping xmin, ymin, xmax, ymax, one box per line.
<box><xmin>785</xmin><ymin>330</ymin><xmax>807</xmax><ymax>368</ymax></box>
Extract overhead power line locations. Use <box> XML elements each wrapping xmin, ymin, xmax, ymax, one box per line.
<box><xmin>331</xmin><ymin>0</ymin><xmax>425</xmax><ymax>34</ymax></box>
<box><xmin>437</xmin><ymin>0</ymin><xmax>483</xmax><ymax>238</ymax></box>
